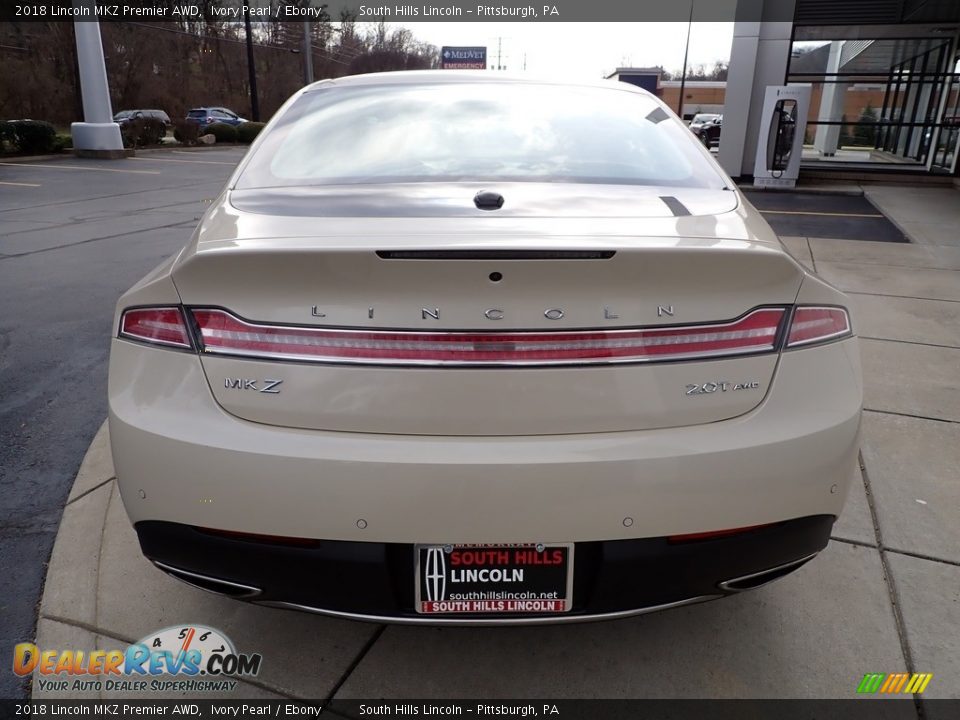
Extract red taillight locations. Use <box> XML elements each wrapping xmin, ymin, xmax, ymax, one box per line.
<box><xmin>119</xmin><ymin>307</ymin><xmax>192</xmax><ymax>349</ymax></box>
<box><xmin>787</xmin><ymin>306</ymin><xmax>851</xmax><ymax>347</ymax></box>
<box><xmin>668</xmin><ymin>522</ymin><xmax>777</xmax><ymax>544</ymax></box>
<box><xmin>190</xmin><ymin>308</ymin><xmax>786</xmax><ymax>366</ymax></box>
<box><xmin>198</xmin><ymin>527</ymin><xmax>323</xmax><ymax>548</ymax></box>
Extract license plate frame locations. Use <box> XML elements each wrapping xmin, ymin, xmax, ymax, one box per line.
<box><xmin>414</xmin><ymin>543</ymin><xmax>574</xmax><ymax>615</ymax></box>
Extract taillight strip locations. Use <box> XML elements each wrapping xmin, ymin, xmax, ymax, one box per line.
<box><xmin>190</xmin><ymin>308</ymin><xmax>787</xmax><ymax>366</ymax></box>
<box><xmin>119</xmin><ymin>307</ymin><xmax>192</xmax><ymax>349</ymax></box>
<box><xmin>786</xmin><ymin>306</ymin><xmax>851</xmax><ymax>348</ymax></box>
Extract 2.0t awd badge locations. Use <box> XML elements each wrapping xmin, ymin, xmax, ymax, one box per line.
<box><xmin>685</xmin><ymin>380</ymin><xmax>761</xmax><ymax>396</ymax></box>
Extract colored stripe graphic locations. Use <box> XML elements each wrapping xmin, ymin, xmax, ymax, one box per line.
<box><xmin>857</xmin><ymin>674</ymin><xmax>885</xmax><ymax>693</ymax></box>
<box><xmin>905</xmin><ymin>674</ymin><xmax>933</xmax><ymax>694</ymax></box>
<box><xmin>857</xmin><ymin>673</ymin><xmax>932</xmax><ymax>694</ymax></box>
<box><xmin>880</xmin><ymin>673</ymin><xmax>908</xmax><ymax>693</ymax></box>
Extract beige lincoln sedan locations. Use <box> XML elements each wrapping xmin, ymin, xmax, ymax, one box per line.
<box><xmin>108</xmin><ymin>71</ymin><xmax>862</xmax><ymax>624</ymax></box>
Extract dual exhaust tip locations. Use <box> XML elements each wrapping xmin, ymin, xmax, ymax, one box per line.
<box><xmin>151</xmin><ymin>561</ymin><xmax>262</xmax><ymax>600</ymax></box>
<box><xmin>718</xmin><ymin>552</ymin><xmax>818</xmax><ymax>593</ymax></box>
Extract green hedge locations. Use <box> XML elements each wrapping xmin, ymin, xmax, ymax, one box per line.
<box><xmin>205</xmin><ymin>122</ymin><xmax>238</xmax><ymax>143</ymax></box>
<box><xmin>121</xmin><ymin>116</ymin><xmax>167</xmax><ymax>147</ymax></box>
<box><xmin>236</xmin><ymin>121</ymin><xmax>265</xmax><ymax>144</ymax></box>
<box><xmin>0</xmin><ymin>121</ymin><xmax>16</xmax><ymax>151</ymax></box>
<box><xmin>1</xmin><ymin>119</ymin><xmax>57</xmax><ymax>154</ymax></box>
<box><xmin>173</xmin><ymin>121</ymin><xmax>199</xmax><ymax>145</ymax></box>
<box><xmin>53</xmin><ymin>134</ymin><xmax>73</xmax><ymax>152</ymax></box>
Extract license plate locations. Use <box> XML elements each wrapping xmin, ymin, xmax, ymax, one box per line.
<box><xmin>415</xmin><ymin>543</ymin><xmax>573</xmax><ymax>615</ymax></box>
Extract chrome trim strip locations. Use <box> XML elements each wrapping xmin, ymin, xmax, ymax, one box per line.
<box><xmin>195</xmin><ymin>307</ymin><xmax>783</xmax><ymax>338</ymax></box>
<box><xmin>786</xmin><ymin>328</ymin><xmax>852</xmax><ymax>347</ymax></box>
<box><xmin>152</xmin><ymin>561</ymin><xmax>263</xmax><ymax>600</ymax></box>
<box><xmin>255</xmin><ymin>594</ymin><xmax>723</xmax><ymax>626</ymax></box>
<box><xmin>717</xmin><ymin>552</ymin><xmax>819</xmax><ymax>593</ymax></box>
<box><xmin>199</xmin><ymin>343</ymin><xmax>777</xmax><ymax>367</ymax></box>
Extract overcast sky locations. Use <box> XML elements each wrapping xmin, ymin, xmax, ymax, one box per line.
<box><xmin>394</xmin><ymin>22</ymin><xmax>735</xmax><ymax>79</ymax></box>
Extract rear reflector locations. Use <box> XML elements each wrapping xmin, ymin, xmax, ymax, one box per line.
<box><xmin>120</xmin><ymin>307</ymin><xmax>191</xmax><ymax>349</ymax></box>
<box><xmin>197</xmin><ymin>527</ymin><xmax>324</xmax><ymax>548</ymax></box>
<box><xmin>668</xmin><ymin>522</ymin><xmax>777</xmax><ymax>544</ymax></box>
<box><xmin>190</xmin><ymin>308</ymin><xmax>787</xmax><ymax>366</ymax></box>
<box><xmin>787</xmin><ymin>306</ymin><xmax>851</xmax><ymax>347</ymax></box>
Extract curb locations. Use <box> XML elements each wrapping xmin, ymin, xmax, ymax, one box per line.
<box><xmin>37</xmin><ymin>422</ymin><xmax>114</xmax><ymax>631</ymax></box>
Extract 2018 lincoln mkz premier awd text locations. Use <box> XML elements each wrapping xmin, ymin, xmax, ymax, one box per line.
<box><xmin>109</xmin><ymin>71</ymin><xmax>862</xmax><ymax>624</ymax></box>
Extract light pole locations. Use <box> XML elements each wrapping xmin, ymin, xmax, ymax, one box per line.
<box><xmin>243</xmin><ymin>0</ymin><xmax>260</xmax><ymax>121</ymax></box>
<box><xmin>302</xmin><ymin>21</ymin><xmax>314</xmax><ymax>85</ymax></box>
<box><xmin>677</xmin><ymin>1</ymin><xmax>694</xmax><ymax>121</ymax></box>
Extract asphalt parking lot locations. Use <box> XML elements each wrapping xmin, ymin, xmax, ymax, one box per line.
<box><xmin>0</xmin><ymin>148</ymin><xmax>246</xmax><ymax>698</ymax></box>
<box><xmin>2</xmin><ymin>151</ymin><xmax>958</xmax><ymax>705</ymax></box>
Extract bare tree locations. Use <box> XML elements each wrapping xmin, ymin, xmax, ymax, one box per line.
<box><xmin>0</xmin><ymin>19</ymin><xmax>439</xmax><ymax>128</ymax></box>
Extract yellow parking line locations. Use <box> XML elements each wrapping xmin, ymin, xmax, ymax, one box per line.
<box><xmin>758</xmin><ymin>209</ymin><xmax>883</xmax><ymax>218</ymax></box>
<box><xmin>0</xmin><ymin>162</ymin><xmax>160</xmax><ymax>175</ymax></box>
<box><xmin>130</xmin><ymin>156</ymin><xmax>236</xmax><ymax>166</ymax></box>
<box><xmin>0</xmin><ymin>180</ymin><xmax>41</xmax><ymax>187</ymax></box>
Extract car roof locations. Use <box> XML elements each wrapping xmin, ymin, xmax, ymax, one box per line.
<box><xmin>116</xmin><ymin>109</ymin><xmax>166</xmax><ymax>116</ymax></box>
<box><xmin>303</xmin><ymin>70</ymin><xmax>654</xmax><ymax>97</ymax></box>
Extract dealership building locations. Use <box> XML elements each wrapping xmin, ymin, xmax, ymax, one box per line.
<box><xmin>614</xmin><ymin>0</ymin><xmax>960</xmax><ymax>181</ymax></box>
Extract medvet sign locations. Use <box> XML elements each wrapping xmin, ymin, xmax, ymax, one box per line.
<box><xmin>441</xmin><ymin>46</ymin><xmax>487</xmax><ymax>69</ymax></box>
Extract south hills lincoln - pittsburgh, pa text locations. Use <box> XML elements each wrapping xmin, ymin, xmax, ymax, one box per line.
<box><xmin>357</xmin><ymin>5</ymin><xmax>560</xmax><ymax>18</ymax></box>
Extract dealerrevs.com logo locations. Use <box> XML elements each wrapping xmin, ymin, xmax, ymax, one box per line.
<box><xmin>13</xmin><ymin>625</ymin><xmax>262</xmax><ymax>693</ymax></box>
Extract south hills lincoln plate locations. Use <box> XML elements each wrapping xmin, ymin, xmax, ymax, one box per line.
<box><xmin>415</xmin><ymin>544</ymin><xmax>573</xmax><ymax>615</ymax></box>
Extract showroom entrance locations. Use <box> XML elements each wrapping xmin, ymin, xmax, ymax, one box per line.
<box><xmin>788</xmin><ymin>27</ymin><xmax>960</xmax><ymax>174</ymax></box>
<box><xmin>719</xmin><ymin>0</ymin><xmax>960</xmax><ymax>180</ymax></box>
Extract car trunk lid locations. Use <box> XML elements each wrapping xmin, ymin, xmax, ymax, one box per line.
<box><xmin>172</xmin><ymin>186</ymin><xmax>802</xmax><ymax>435</ymax></box>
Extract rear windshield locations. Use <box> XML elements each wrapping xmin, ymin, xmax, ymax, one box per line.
<box><xmin>235</xmin><ymin>82</ymin><xmax>726</xmax><ymax>190</ymax></box>
<box><xmin>187</xmin><ymin>110</ymin><xmax>206</xmax><ymax>118</ymax></box>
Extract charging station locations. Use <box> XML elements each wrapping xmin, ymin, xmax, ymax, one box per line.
<box><xmin>752</xmin><ymin>85</ymin><xmax>811</xmax><ymax>188</ymax></box>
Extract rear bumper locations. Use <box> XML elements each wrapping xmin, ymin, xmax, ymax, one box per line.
<box><xmin>136</xmin><ymin>515</ymin><xmax>833</xmax><ymax>624</ymax></box>
<box><xmin>109</xmin><ymin>336</ymin><xmax>861</xmax><ymax>544</ymax></box>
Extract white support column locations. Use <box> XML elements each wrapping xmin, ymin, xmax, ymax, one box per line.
<box><xmin>813</xmin><ymin>41</ymin><xmax>846</xmax><ymax>156</ymax></box>
<box><xmin>71</xmin><ymin>4</ymin><xmax>124</xmax><ymax>158</ymax></box>
<box><xmin>717</xmin><ymin>21</ymin><xmax>760</xmax><ymax>176</ymax></box>
<box><xmin>719</xmin><ymin>1</ymin><xmax>796</xmax><ymax>178</ymax></box>
<box><xmin>904</xmin><ymin>83</ymin><xmax>932</xmax><ymax>158</ymax></box>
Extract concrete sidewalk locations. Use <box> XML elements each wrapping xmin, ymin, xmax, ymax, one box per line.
<box><xmin>29</xmin><ymin>185</ymin><xmax>960</xmax><ymax>702</ymax></box>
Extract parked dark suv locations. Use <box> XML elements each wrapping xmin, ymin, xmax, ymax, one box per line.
<box><xmin>186</xmin><ymin>107</ymin><xmax>247</xmax><ymax>128</ymax></box>
<box><xmin>113</xmin><ymin>109</ymin><xmax>171</xmax><ymax>144</ymax></box>
<box><xmin>115</xmin><ymin>109</ymin><xmax>171</xmax><ymax>126</ymax></box>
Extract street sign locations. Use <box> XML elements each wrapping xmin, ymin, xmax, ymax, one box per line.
<box><xmin>441</xmin><ymin>46</ymin><xmax>487</xmax><ymax>70</ymax></box>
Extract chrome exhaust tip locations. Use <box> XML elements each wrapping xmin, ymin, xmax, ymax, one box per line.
<box><xmin>718</xmin><ymin>552</ymin><xmax>818</xmax><ymax>593</ymax></box>
<box><xmin>152</xmin><ymin>561</ymin><xmax>262</xmax><ymax>600</ymax></box>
